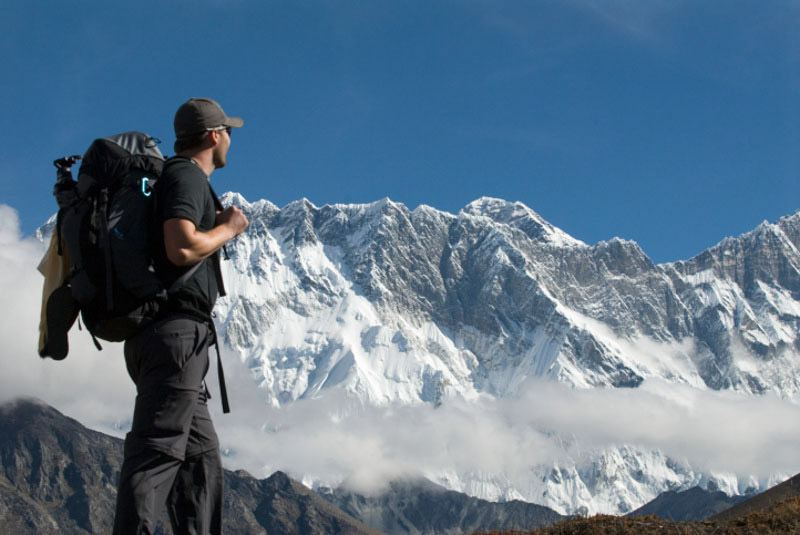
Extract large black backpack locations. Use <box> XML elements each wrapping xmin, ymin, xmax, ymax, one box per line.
<box><xmin>42</xmin><ymin>132</ymin><xmax>232</xmax><ymax>413</ymax></box>
<box><xmin>54</xmin><ymin>132</ymin><xmax>167</xmax><ymax>345</ymax></box>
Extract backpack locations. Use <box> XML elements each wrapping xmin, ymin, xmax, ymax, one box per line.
<box><xmin>40</xmin><ymin>132</ymin><xmax>231</xmax><ymax>413</ymax></box>
<box><xmin>48</xmin><ymin>131</ymin><xmax>167</xmax><ymax>349</ymax></box>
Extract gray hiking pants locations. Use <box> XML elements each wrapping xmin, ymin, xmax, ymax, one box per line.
<box><xmin>113</xmin><ymin>316</ymin><xmax>223</xmax><ymax>535</ymax></box>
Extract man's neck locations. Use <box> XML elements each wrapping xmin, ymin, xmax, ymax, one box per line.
<box><xmin>177</xmin><ymin>151</ymin><xmax>215</xmax><ymax>177</ymax></box>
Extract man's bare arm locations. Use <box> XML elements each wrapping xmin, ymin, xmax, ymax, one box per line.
<box><xmin>163</xmin><ymin>205</ymin><xmax>248</xmax><ymax>266</ymax></box>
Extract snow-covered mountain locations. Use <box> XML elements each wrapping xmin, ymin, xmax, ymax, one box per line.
<box><xmin>210</xmin><ymin>195</ymin><xmax>800</xmax><ymax>515</ymax></box>
<box><xmin>216</xmin><ymin>195</ymin><xmax>800</xmax><ymax>400</ymax></box>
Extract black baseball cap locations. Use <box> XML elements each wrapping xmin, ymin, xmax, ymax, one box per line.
<box><xmin>174</xmin><ymin>98</ymin><xmax>244</xmax><ymax>139</ymax></box>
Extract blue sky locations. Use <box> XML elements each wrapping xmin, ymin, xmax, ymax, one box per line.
<box><xmin>2</xmin><ymin>0</ymin><xmax>799</xmax><ymax>263</ymax></box>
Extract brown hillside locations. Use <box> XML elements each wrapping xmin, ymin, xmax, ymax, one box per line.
<box><xmin>473</xmin><ymin>496</ymin><xmax>800</xmax><ymax>535</ymax></box>
<box><xmin>711</xmin><ymin>472</ymin><xmax>800</xmax><ymax>522</ymax></box>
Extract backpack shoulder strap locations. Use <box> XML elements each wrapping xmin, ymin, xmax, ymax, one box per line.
<box><xmin>207</xmin><ymin>183</ymin><xmax>228</xmax><ymax>298</ymax></box>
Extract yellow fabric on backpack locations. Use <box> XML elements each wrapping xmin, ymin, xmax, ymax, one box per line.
<box><xmin>37</xmin><ymin>231</ymin><xmax>70</xmax><ymax>355</ymax></box>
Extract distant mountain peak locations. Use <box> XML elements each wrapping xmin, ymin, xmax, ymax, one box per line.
<box><xmin>219</xmin><ymin>191</ymin><xmax>250</xmax><ymax>207</ymax></box>
<box><xmin>461</xmin><ymin>196</ymin><xmax>586</xmax><ymax>247</ymax></box>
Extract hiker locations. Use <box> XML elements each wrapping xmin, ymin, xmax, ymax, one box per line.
<box><xmin>113</xmin><ymin>98</ymin><xmax>248</xmax><ymax>535</ymax></box>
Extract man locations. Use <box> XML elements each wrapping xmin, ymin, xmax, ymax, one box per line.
<box><xmin>113</xmin><ymin>98</ymin><xmax>249</xmax><ymax>534</ymax></box>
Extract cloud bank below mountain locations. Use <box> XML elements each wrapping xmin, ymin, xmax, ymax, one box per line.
<box><xmin>212</xmin><ymin>378</ymin><xmax>800</xmax><ymax>497</ymax></box>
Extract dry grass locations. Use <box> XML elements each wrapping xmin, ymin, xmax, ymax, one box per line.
<box><xmin>473</xmin><ymin>496</ymin><xmax>800</xmax><ymax>535</ymax></box>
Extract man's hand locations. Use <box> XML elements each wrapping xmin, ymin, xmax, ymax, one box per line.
<box><xmin>216</xmin><ymin>206</ymin><xmax>249</xmax><ymax>237</ymax></box>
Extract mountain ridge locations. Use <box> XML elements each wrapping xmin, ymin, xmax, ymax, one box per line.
<box><xmin>216</xmin><ymin>194</ymin><xmax>800</xmax><ymax>400</ymax></box>
<box><xmin>208</xmin><ymin>194</ymin><xmax>800</xmax><ymax>514</ymax></box>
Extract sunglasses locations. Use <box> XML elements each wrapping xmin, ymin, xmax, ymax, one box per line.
<box><xmin>207</xmin><ymin>125</ymin><xmax>232</xmax><ymax>136</ymax></box>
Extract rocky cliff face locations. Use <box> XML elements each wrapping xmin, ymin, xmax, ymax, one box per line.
<box><xmin>0</xmin><ymin>398</ymin><xmax>122</xmax><ymax>533</ymax></box>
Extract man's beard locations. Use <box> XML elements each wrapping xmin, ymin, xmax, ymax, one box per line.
<box><xmin>212</xmin><ymin>148</ymin><xmax>227</xmax><ymax>169</ymax></box>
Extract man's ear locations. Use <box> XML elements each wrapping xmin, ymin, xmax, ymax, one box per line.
<box><xmin>207</xmin><ymin>129</ymin><xmax>220</xmax><ymax>147</ymax></box>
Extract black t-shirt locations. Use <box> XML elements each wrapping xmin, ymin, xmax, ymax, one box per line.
<box><xmin>155</xmin><ymin>157</ymin><xmax>222</xmax><ymax>320</ymax></box>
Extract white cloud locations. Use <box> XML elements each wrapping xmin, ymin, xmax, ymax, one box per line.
<box><xmin>517</xmin><ymin>379</ymin><xmax>800</xmax><ymax>477</ymax></box>
<box><xmin>210</xmin><ymin>375</ymin><xmax>800</xmax><ymax>498</ymax></box>
<box><xmin>0</xmin><ymin>205</ymin><xmax>135</xmax><ymax>434</ymax></box>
